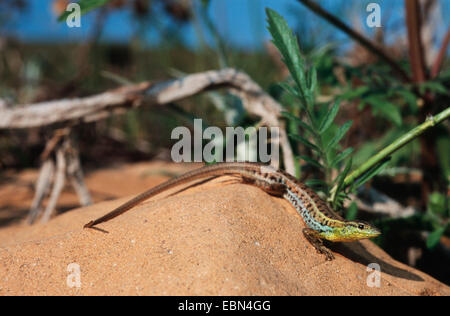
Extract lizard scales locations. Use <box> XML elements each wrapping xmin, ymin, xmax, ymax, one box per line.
<box><xmin>84</xmin><ymin>162</ymin><xmax>380</xmax><ymax>260</ymax></box>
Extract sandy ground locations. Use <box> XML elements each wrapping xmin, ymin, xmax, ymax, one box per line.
<box><xmin>0</xmin><ymin>162</ymin><xmax>449</xmax><ymax>295</ymax></box>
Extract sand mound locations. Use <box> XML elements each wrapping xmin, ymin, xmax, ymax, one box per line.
<box><xmin>0</xmin><ymin>176</ymin><xmax>448</xmax><ymax>295</ymax></box>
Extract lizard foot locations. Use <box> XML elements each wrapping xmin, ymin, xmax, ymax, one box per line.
<box><xmin>302</xmin><ymin>228</ymin><xmax>335</xmax><ymax>261</ymax></box>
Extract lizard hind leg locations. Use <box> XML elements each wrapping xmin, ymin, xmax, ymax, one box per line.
<box><xmin>302</xmin><ymin>228</ymin><xmax>335</xmax><ymax>261</ymax></box>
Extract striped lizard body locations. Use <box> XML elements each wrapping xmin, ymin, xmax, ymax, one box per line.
<box><xmin>84</xmin><ymin>162</ymin><xmax>380</xmax><ymax>260</ymax></box>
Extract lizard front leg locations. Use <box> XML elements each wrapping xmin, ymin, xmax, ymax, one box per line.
<box><xmin>302</xmin><ymin>228</ymin><xmax>335</xmax><ymax>261</ymax></box>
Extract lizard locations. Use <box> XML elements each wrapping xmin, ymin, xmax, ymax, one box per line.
<box><xmin>83</xmin><ymin>162</ymin><xmax>380</xmax><ymax>260</ymax></box>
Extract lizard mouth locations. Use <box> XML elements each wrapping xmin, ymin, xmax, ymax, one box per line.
<box><xmin>369</xmin><ymin>227</ymin><xmax>381</xmax><ymax>238</ymax></box>
<box><xmin>363</xmin><ymin>225</ymin><xmax>381</xmax><ymax>238</ymax></box>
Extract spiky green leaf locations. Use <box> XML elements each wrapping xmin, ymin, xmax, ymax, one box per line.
<box><xmin>319</xmin><ymin>100</ymin><xmax>340</xmax><ymax>134</ymax></box>
<box><xmin>282</xmin><ymin>111</ymin><xmax>316</xmax><ymax>135</ymax></box>
<box><xmin>426</xmin><ymin>225</ymin><xmax>447</xmax><ymax>249</ymax></box>
<box><xmin>352</xmin><ymin>157</ymin><xmax>391</xmax><ymax>191</ymax></box>
<box><xmin>330</xmin><ymin>147</ymin><xmax>354</xmax><ymax>168</ymax></box>
<box><xmin>333</xmin><ymin>157</ymin><xmax>352</xmax><ymax>195</ymax></box>
<box><xmin>326</xmin><ymin>120</ymin><xmax>353</xmax><ymax>152</ymax></box>
<box><xmin>298</xmin><ymin>155</ymin><xmax>324</xmax><ymax>169</ymax></box>
<box><xmin>289</xmin><ymin>134</ymin><xmax>321</xmax><ymax>153</ymax></box>
<box><xmin>365</xmin><ymin>96</ymin><xmax>402</xmax><ymax>126</ymax></box>
<box><xmin>346</xmin><ymin>201</ymin><xmax>358</xmax><ymax>220</ymax></box>
<box><xmin>305</xmin><ymin>179</ymin><xmax>328</xmax><ymax>189</ymax></box>
<box><xmin>266</xmin><ymin>8</ymin><xmax>307</xmax><ymax>93</ymax></box>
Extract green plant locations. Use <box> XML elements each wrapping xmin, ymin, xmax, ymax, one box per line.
<box><xmin>266</xmin><ymin>8</ymin><xmax>450</xmax><ymax>215</ymax></box>
<box><xmin>267</xmin><ymin>8</ymin><xmax>364</xmax><ymax>210</ymax></box>
<box><xmin>425</xmin><ymin>192</ymin><xmax>450</xmax><ymax>249</ymax></box>
<box><xmin>296</xmin><ymin>0</ymin><xmax>450</xmax><ymax>208</ymax></box>
<box><xmin>372</xmin><ymin>190</ymin><xmax>449</xmax><ymax>251</ymax></box>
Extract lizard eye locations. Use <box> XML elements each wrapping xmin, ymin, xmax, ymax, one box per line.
<box><xmin>358</xmin><ymin>224</ymin><xmax>365</xmax><ymax>230</ymax></box>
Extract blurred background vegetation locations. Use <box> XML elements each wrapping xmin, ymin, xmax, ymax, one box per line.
<box><xmin>0</xmin><ymin>0</ymin><xmax>449</xmax><ymax>284</ymax></box>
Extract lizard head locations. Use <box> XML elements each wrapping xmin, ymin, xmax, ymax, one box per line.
<box><xmin>324</xmin><ymin>220</ymin><xmax>381</xmax><ymax>242</ymax></box>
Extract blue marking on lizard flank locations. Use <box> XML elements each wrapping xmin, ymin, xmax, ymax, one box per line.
<box><xmin>285</xmin><ymin>190</ymin><xmax>332</xmax><ymax>233</ymax></box>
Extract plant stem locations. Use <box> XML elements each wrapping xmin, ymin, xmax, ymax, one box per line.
<box><xmin>336</xmin><ymin>106</ymin><xmax>450</xmax><ymax>191</ymax></box>
<box><xmin>296</xmin><ymin>0</ymin><xmax>410</xmax><ymax>82</ymax></box>
<box><xmin>405</xmin><ymin>0</ymin><xmax>427</xmax><ymax>83</ymax></box>
<box><xmin>431</xmin><ymin>27</ymin><xmax>450</xmax><ymax>78</ymax></box>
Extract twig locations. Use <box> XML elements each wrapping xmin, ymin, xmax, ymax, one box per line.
<box><xmin>66</xmin><ymin>140</ymin><xmax>92</xmax><ymax>206</ymax></box>
<box><xmin>28</xmin><ymin>159</ymin><xmax>54</xmax><ymax>224</ymax></box>
<box><xmin>41</xmin><ymin>145</ymin><xmax>67</xmax><ymax>223</ymax></box>
<box><xmin>0</xmin><ymin>69</ymin><xmax>279</xmax><ymax>128</ymax></box>
<box><xmin>341</xmin><ymin>106</ymin><xmax>450</xmax><ymax>190</ymax></box>
<box><xmin>29</xmin><ymin>130</ymin><xmax>93</xmax><ymax>223</ymax></box>
<box><xmin>40</xmin><ymin>128</ymin><xmax>71</xmax><ymax>161</ymax></box>
<box><xmin>431</xmin><ymin>27</ymin><xmax>450</xmax><ymax>78</ymax></box>
<box><xmin>405</xmin><ymin>0</ymin><xmax>428</xmax><ymax>82</ymax></box>
<box><xmin>296</xmin><ymin>0</ymin><xmax>410</xmax><ymax>82</ymax></box>
<box><xmin>347</xmin><ymin>187</ymin><xmax>416</xmax><ymax>218</ymax></box>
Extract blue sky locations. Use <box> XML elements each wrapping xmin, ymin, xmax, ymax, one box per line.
<box><xmin>1</xmin><ymin>0</ymin><xmax>448</xmax><ymax>51</ymax></box>
<box><xmin>3</xmin><ymin>0</ymin><xmax>297</xmax><ymax>48</ymax></box>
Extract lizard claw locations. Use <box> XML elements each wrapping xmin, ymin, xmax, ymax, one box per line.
<box><xmin>316</xmin><ymin>247</ymin><xmax>335</xmax><ymax>260</ymax></box>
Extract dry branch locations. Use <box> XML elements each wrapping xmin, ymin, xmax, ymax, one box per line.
<box><xmin>347</xmin><ymin>187</ymin><xmax>416</xmax><ymax>218</ymax></box>
<box><xmin>296</xmin><ymin>0</ymin><xmax>410</xmax><ymax>81</ymax></box>
<box><xmin>406</xmin><ymin>0</ymin><xmax>428</xmax><ymax>83</ymax></box>
<box><xmin>28</xmin><ymin>131</ymin><xmax>93</xmax><ymax>224</ymax></box>
<box><xmin>0</xmin><ymin>69</ymin><xmax>278</xmax><ymax>128</ymax></box>
<box><xmin>40</xmin><ymin>145</ymin><xmax>67</xmax><ymax>223</ymax></box>
<box><xmin>0</xmin><ymin>68</ymin><xmax>295</xmax><ymax>174</ymax></box>
<box><xmin>431</xmin><ymin>27</ymin><xmax>450</xmax><ymax>78</ymax></box>
<box><xmin>28</xmin><ymin>159</ymin><xmax>54</xmax><ymax>224</ymax></box>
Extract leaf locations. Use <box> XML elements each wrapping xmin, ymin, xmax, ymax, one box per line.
<box><xmin>281</xmin><ymin>111</ymin><xmax>315</xmax><ymax>135</ymax></box>
<box><xmin>395</xmin><ymin>89</ymin><xmax>418</xmax><ymax>112</ymax></box>
<box><xmin>366</xmin><ymin>96</ymin><xmax>402</xmax><ymax>126</ymax></box>
<box><xmin>419</xmin><ymin>81</ymin><xmax>448</xmax><ymax>96</ymax></box>
<box><xmin>308</xmin><ymin>67</ymin><xmax>317</xmax><ymax>92</ymax></box>
<box><xmin>346</xmin><ymin>201</ymin><xmax>358</xmax><ymax>220</ymax></box>
<box><xmin>427</xmin><ymin>192</ymin><xmax>447</xmax><ymax>216</ymax></box>
<box><xmin>335</xmin><ymin>191</ymin><xmax>349</xmax><ymax>208</ymax></box>
<box><xmin>436</xmin><ymin>136</ymin><xmax>450</xmax><ymax>180</ymax></box>
<box><xmin>426</xmin><ymin>225</ymin><xmax>447</xmax><ymax>249</ymax></box>
<box><xmin>330</xmin><ymin>147</ymin><xmax>354</xmax><ymax>168</ymax></box>
<box><xmin>266</xmin><ymin>8</ymin><xmax>307</xmax><ymax>94</ymax></box>
<box><xmin>279</xmin><ymin>82</ymin><xmax>301</xmax><ymax>99</ymax></box>
<box><xmin>326</xmin><ymin>120</ymin><xmax>352</xmax><ymax>152</ymax></box>
<box><xmin>58</xmin><ymin>0</ymin><xmax>111</xmax><ymax>22</ymax></box>
<box><xmin>340</xmin><ymin>86</ymin><xmax>369</xmax><ymax>100</ymax></box>
<box><xmin>297</xmin><ymin>155</ymin><xmax>324</xmax><ymax>169</ymax></box>
<box><xmin>289</xmin><ymin>134</ymin><xmax>321</xmax><ymax>153</ymax></box>
<box><xmin>438</xmin><ymin>69</ymin><xmax>450</xmax><ymax>79</ymax></box>
<box><xmin>305</xmin><ymin>179</ymin><xmax>327</xmax><ymax>189</ymax></box>
<box><xmin>334</xmin><ymin>157</ymin><xmax>352</xmax><ymax>195</ymax></box>
<box><xmin>304</xmin><ymin>67</ymin><xmax>317</xmax><ymax>107</ymax></box>
<box><xmin>319</xmin><ymin>100</ymin><xmax>340</xmax><ymax>134</ymax></box>
<box><xmin>331</xmin><ymin>158</ymin><xmax>353</xmax><ymax>210</ymax></box>
<box><xmin>352</xmin><ymin>157</ymin><xmax>391</xmax><ymax>191</ymax></box>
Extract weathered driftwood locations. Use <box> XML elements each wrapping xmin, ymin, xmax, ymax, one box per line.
<box><xmin>28</xmin><ymin>159</ymin><xmax>55</xmax><ymax>224</ymax></box>
<box><xmin>28</xmin><ymin>129</ymin><xmax>92</xmax><ymax>224</ymax></box>
<box><xmin>2</xmin><ymin>69</ymin><xmax>295</xmax><ymax>223</ymax></box>
<box><xmin>349</xmin><ymin>187</ymin><xmax>416</xmax><ymax>218</ymax></box>
<box><xmin>0</xmin><ymin>68</ymin><xmax>294</xmax><ymax>173</ymax></box>
<box><xmin>0</xmin><ymin>68</ymin><xmax>280</xmax><ymax>128</ymax></box>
